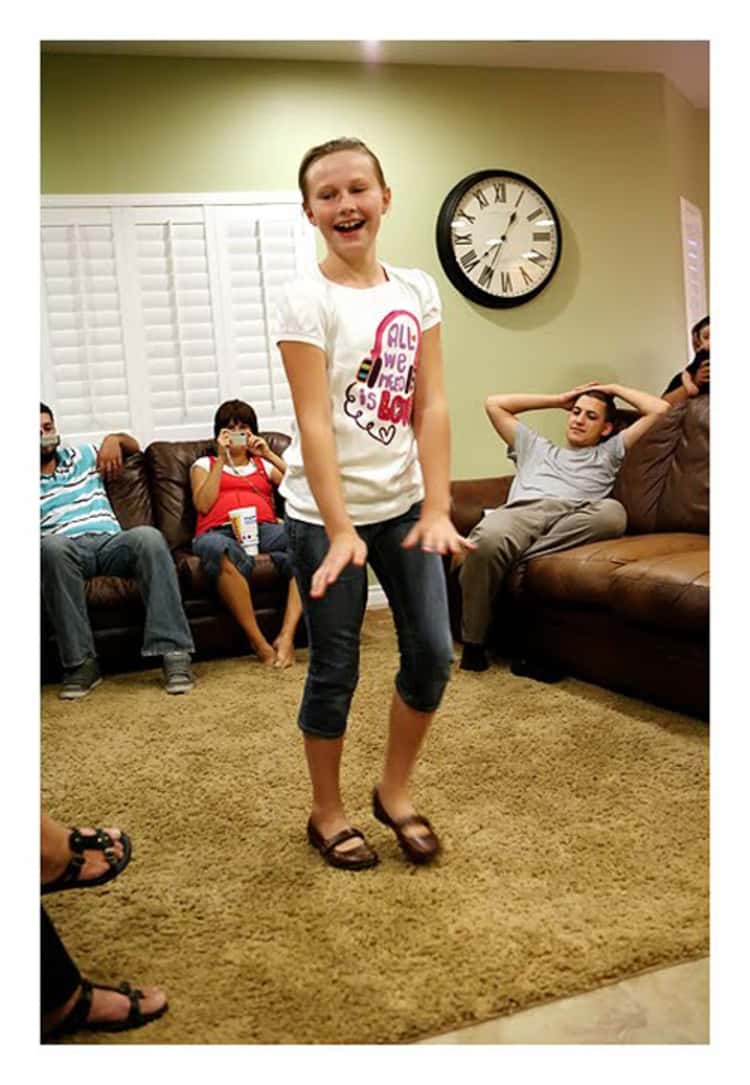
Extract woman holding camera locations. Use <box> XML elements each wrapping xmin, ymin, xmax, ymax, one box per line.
<box><xmin>190</xmin><ymin>399</ymin><xmax>302</xmax><ymax>667</ymax></box>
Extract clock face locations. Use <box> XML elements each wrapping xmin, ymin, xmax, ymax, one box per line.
<box><xmin>435</xmin><ymin>170</ymin><xmax>562</xmax><ymax>308</ymax></box>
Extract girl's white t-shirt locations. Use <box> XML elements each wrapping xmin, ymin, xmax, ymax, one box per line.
<box><xmin>274</xmin><ymin>263</ymin><xmax>442</xmax><ymax>525</ymax></box>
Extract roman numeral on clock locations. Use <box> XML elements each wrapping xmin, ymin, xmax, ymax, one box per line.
<box><xmin>527</xmin><ymin>208</ymin><xmax>543</xmax><ymax>222</ymax></box>
<box><xmin>500</xmin><ymin>271</ymin><xmax>513</xmax><ymax>293</ymax></box>
<box><xmin>474</xmin><ymin>188</ymin><xmax>489</xmax><ymax>210</ymax></box>
<box><xmin>457</xmin><ymin>209</ymin><xmax>476</xmax><ymax>225</ymax></box>
<box><xmin>478</xmin><ymin>264</ymin><xmax>494</xmax><ymax>289</ymax></box>
<box><xmin>453</xmin><ymin>233</ymin><xmax>472</xmax><ymax>246</ymax></box>
<box><xmin>527</xmin><ymin>250</ymin><xmax>548</xmax><ymax>267</ymax></box>
<box><xmin>520</xmin><ymin>266</ymin><xmax>534</xmax><ymax>286</ymax></box>
<box><xmin>533</xmin><ymin>231</ymin><xmax>551</xmax><ymax>242</ymax></box>
<box><xmin>494</xmin><ymin>182</ymin><xmax>506</xmax><ymax>203</ymax></box>
<box><xmin>460</xmin><ymin>250</ymin><xmax>481</xmax><ymax>273</ymax></box>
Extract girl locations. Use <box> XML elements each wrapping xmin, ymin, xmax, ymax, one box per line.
<box><xmin>276</xmin><ymin>137</ymin><xmax>473</xmax><ymax>870</ymax></box>
<box><xmin>191</xmin><ymin>399</ymin><xmax>302</xmax><ymax>668</ymax></box>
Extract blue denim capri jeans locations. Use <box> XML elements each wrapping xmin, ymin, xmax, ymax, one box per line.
<box><xmin>192</xmin><ymin>522</ymin><xmax>294</xmax><ymax>582</ymax></box>
<box><xmin>285</xmin><ymin>502</ymin><xmax>454</xmax><ymax>739</ymax></box>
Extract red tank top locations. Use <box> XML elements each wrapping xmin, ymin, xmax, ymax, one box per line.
<box><xmin>194</xmin><ymin>456</ymin><xmax>277</xmax><ymax>538</ymax></box>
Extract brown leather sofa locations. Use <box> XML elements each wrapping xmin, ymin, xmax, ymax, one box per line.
<box><xmin>41</xmin><ymin>432</ymin><xmax>300</xmax><ymax>682</ymax></box>
<box><xmin>447</xmin><ymin>398</ymin><xmax>709</xmax><ymax>719</ymax></box>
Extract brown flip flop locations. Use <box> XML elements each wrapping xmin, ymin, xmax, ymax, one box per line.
<box><xmin>372</xmin><ymin>788</ymin><xmax>441</xmax><ymax>865</ymax></box>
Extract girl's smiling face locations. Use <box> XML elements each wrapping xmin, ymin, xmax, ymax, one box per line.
<box><xmin>303</xmin><ymin>150</ymin><xmax>391</xmax><ymax>257</ymax></box>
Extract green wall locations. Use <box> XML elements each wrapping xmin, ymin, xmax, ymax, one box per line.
<box><xmin>41</xmin><ymin>53</ymin><xmax>709</xmax><ymax>478</ymax></box>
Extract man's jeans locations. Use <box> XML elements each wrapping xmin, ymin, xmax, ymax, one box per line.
<box><xmin>285</xmin><ymin>502</ymin><xmax>454</xmax><ymax>739</ymax></box>
<box><xmin>41</xmin><ymin>527</ymin><xmax>194</xmax><ymax>670</ymax></box>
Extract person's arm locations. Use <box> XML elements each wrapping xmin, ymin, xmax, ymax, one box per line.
<box><xmin>402</xmin><ymin>324</ymin><xmax>474</xmax><ymax>555</ymax></box>
<box><xmin>96</xmin><ymin>433</ymin><xmax>141</xmax><ymax>479</ymax></box>
<box><xmin>190</xmin><ymin>440</ymin><xmax>231</xmax><ymax>515</ymax></box>
<box><xmin>247</xmin><ymin>435</ymin><xmax>287</xmax><ymax>487</ymax></box>
<box><xmin>663</xmin><ymin>368</ymin><xmax>700</xmax><ymax>406</ymax></box>
<box><xmin>485</xmin><ymin>391</ymin><xmax>571</xmax><ymax>447</ymax></box>
<box><xmin>278</xmin><ymin>339</ymin><xmax>367</xmax><ymax>598</ymax></box>
<box><xmin>587</xmin><ymin>382</ymin><xmax>670</xmax><ymax>450</ymax></box>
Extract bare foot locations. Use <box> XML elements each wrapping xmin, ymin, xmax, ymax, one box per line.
<box><xmin>41</xmin><ymin>823</ymin><xmax>127</xmax><ymax>887</ymax></box>
<box><xmin>250</xmin><ymin>639</ymin><xmax>276</xmax><ymax>666</ymax></box>
<box><xmin>273</xmin><ymin>635</ymin><xmax>295</xmax><ymax>669</ymax></box>
<box><xmin>42</xmin><ymin>981</ymin><xmax>167</xmax><ymax>1035</ymax></box>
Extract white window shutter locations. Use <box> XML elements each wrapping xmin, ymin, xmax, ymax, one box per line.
<box><xmin>131</xmin><ymin>206</ymin><xmax>221</xmax><ymax>440</ymax></box>
<box><xmin>210</xmin><ymin>204</ymin><xmax>315</xmax><ymax>430</ymax></box>
<box><xmin>680</xmin><ymin>197</ymin><xmax>708</xmax><ymax>357</ymax></box>
<box><xmin>41</xmin><ymin>194</ymin><xmax>316</xmax><ymax>445</ymax></box>
<box><xmin>41</xmin><ymin>207</ymin><xmax>132</xmax><ymax>442</ymax></box>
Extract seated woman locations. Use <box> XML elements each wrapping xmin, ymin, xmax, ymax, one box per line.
<box><xmin>191</xmin><ymin>399</ymin><xmax>302</xmax><ymax>668</ymax></box>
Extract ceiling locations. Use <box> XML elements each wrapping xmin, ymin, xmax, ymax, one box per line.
<box><xmin>41</xmin><ymin>40</ymin><xmax>709</xmax><ymax>109</ymax></box>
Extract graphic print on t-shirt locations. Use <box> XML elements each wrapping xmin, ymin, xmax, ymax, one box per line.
<box><xmin>343</xmin><ymin>309</ymin><xmax>421</xmax><ymax>445</ymax></box>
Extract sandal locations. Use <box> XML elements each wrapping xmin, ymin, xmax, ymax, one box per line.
<box><xmin>307</xmin><ymin>819</ymin><xmax>379</xmax><ymax>870</ymax></box>
<box><xmin>42</xmin><ymin>978</ymin><xmax>167</xmax><ymax>1042</ymax></box>
<box><xmin>372</xmin><ymin>788</ymin><xmax>441</xmax><ymax>865</ymax></box>
<box><xmin>42</xmin><ymin>827</ymin><xmax>132</xmax><ymax>895</ymax></box>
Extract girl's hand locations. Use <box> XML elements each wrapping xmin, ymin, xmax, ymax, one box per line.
<box><xmin>695</xmin><ymin>359</ymin><xmax>710</xmax><ymax>387</ymax></box>
<box><xmin>248</xmin><ymin>434</ymin><xmax>270</xmax><ymax>458</ymax></box>
<box><xmin>310</xmin><ymin>530</ymin><xmax>368</xmax><ymax>599</ymax></box>
<box><xmin>558</xmin><ymin>382</ymin><xmax>602</xmax><ymax>409</ymax></box>
<box><xmin>217</xmin><ymin>429</ymin><xmax>234</xmax><ymax>451</ymax></box>
<box><xmin>401</xmin><ymin>512</ymin><xmax>476</xmax><ymax>556</ymax></box>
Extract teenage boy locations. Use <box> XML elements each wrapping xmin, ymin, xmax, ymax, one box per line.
<box><xmin>40</xmin><ymin>404</ymin><xmax>196</xmax><ymax>699</ymax></box>
<box><xmin>458</xmin><ymin>383</ymin><xmax>670</xmax><ymax>672</ymax></box>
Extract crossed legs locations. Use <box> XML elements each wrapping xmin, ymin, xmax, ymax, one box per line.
<box><xmin>459</xmin><ymin>498</ymin><xmax>627</xmax><ymax>662</ymax></box>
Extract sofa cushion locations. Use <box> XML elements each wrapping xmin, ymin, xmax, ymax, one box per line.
<box><xmin>518</xmin><ymin>533</ymin><xmax>708</xmax><ymax>609</ymax></box>
<box><xmin>613</xmin><ymin>398</ymin><xmax>708</xmax><ymax>534</ymax></box>
<box><xmin>449</xmin><ymin>477</ymin><xmax>514</xmax><ymax>538</ymax></box>
<box><xmin>85</xmin><ymin>575</ymin><xmax>142</xmax><ymax>610</ymax></box>
<box><xmin>609</xmin><ymin>548</ymin><xmax>709</xmax><ymax>634</ymax></box>
<box><xmin>104</xmin><ymin>451</ymin><xmax>154</xmax><ymax>529</ymax></box>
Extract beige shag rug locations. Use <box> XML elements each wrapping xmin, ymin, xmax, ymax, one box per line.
<box><xmin>41</xmin><ymin>611</ymin><xmax>709</xmax><ymax>1044</ymax></box>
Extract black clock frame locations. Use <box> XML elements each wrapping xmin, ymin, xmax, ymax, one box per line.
<box><xmin>435</xmin><ymin>169</ymin><xmax>563</xmax><ymax>308</ymax></box>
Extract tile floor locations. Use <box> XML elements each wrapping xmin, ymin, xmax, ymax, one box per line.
<box><xmin>419</xmin><ymin>957</ymin><xmax>708</xmax><ymax>1044</ymax></box>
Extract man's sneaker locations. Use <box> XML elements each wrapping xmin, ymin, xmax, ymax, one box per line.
<box><xmin>59</xmin><ymin>658</ymin><xmax>102</xmax><ymax>700</ymax></box>
<box><xmin>162</xmin><ymin>651</ymin><xmax>195</xmax><ymax>695</ymax></box>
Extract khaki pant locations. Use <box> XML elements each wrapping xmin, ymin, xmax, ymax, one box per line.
<box><xmin>459</xmin><ymin>498</ymin><xmax>627</xmax><ymax>644</ymax></box>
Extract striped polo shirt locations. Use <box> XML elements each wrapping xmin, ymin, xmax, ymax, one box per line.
<box><xmin>40</xmin><ymin>444</ymin><xmax>121</xmax><ymax>539</ymax></box>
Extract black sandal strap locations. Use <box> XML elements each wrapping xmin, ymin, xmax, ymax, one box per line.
<box><xmin>117</xmin><ymin>981</ymin><xmax>146</xmax><ymax>1027</ymax></box>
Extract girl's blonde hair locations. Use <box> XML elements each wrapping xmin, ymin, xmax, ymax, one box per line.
<box><xmin>298</xmin><ymin>138</ymin><xmax>387</xmax><ymax>201</ymax></box>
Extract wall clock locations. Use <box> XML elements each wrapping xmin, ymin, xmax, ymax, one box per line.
<box><xmin>435</xmin><ymin>169</ymin><xmax>562</xmax><ymax>308</ymax></box>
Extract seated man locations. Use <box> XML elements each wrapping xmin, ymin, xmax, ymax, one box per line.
<box><xmin>40</xmin><ymin>403</ymin><xmax>196</xmax><ymax>699</ymax></box>
<box><xmin>458</xmin><ymin>382</ymin><xmax>670</xmax><ymax>672</ymax></box>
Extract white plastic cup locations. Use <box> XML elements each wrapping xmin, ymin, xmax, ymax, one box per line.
<box><xmin>228</xmin><ymin>507</ymin><xmax>259</xmax><ymax>556</ymax></box>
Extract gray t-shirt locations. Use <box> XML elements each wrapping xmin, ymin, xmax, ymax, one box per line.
<box><xmin>506</xmin><ymin>422</ymin><xmax>626</xmax><ymax>506</ymax></box>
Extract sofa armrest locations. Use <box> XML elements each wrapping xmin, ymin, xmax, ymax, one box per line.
<box><xmin>450</xmin><ymin>476</ymin><xmax>514</xmax><ymax>537</ymax></box>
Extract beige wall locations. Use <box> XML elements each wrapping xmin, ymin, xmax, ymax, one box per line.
<box><xmin>41</xmin><ymin>54</ymin><xmax>709</xmax><ymax>478</ymax></box>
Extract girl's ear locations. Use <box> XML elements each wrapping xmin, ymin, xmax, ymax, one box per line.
<box><xmin>381</xmin><ymin>186</ymin><xmax>392</xmax><ymax>215</ymax></box>
<box><xmin>303</xmin><ymin>202</ymin><xmax>316</xmax><ymax>226</ymax></box>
